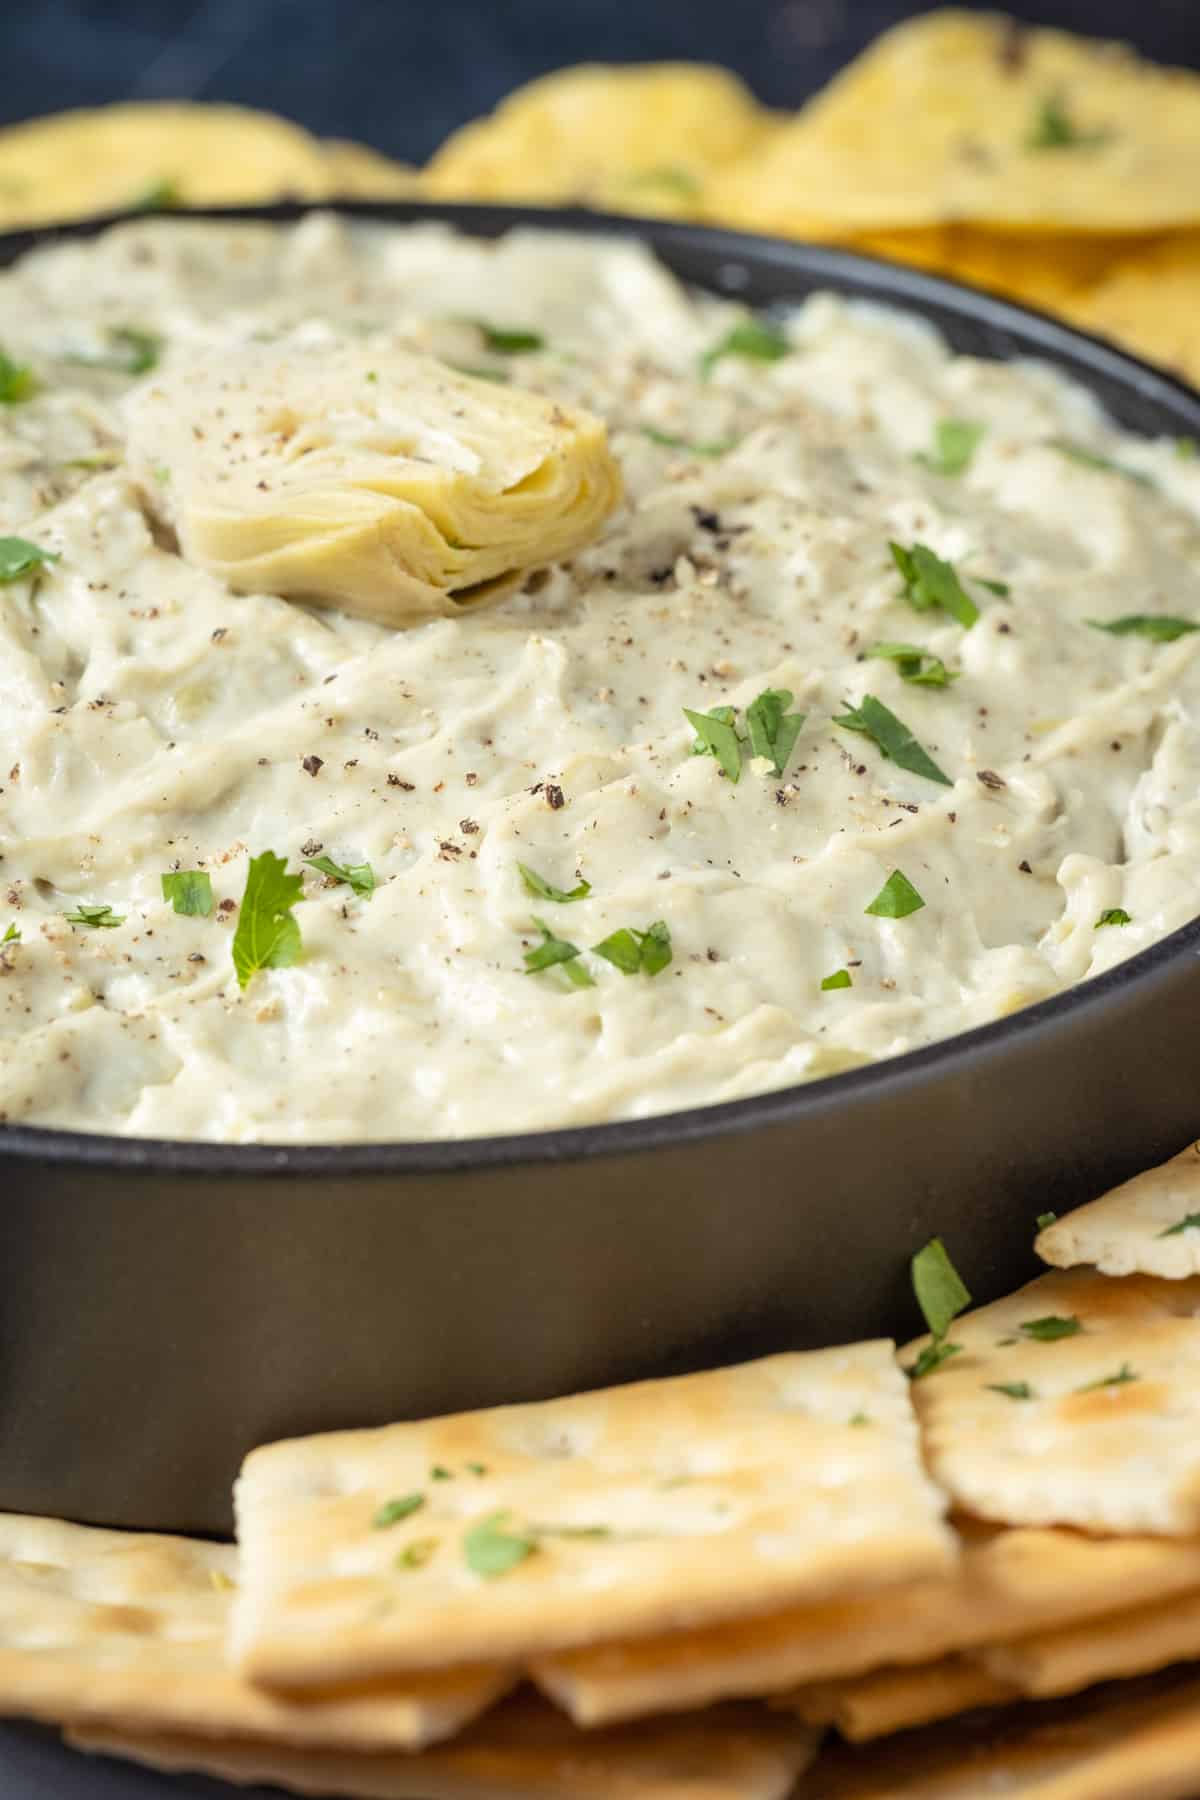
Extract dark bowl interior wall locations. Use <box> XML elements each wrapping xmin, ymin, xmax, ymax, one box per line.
<box><xmin>2</xmin><ymin>202</ymin><xmax>1200</xmax><ymax>1537</ymax></box>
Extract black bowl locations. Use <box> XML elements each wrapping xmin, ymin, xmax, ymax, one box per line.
<box><xmin>3</xmin><ymin>202</ymin><xmax>1200</xmax><ymax>1537</ymax></box>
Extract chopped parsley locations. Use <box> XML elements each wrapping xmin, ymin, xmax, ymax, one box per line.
<box><xmin>865</xmin><ymin>869</ymin><xmax>926</xmax><ymax>919</ymax></box>
<box><xmin>466</xmin><ymin>1462</ymin><xmax>489</xmax><ymax>1477</ymax></box>
<box><xmin>523</xmin><ymin>919</ymin><xmax>594</xmax><ymax>987</ymax></box>
<box><xmin>1050</xmin><ymin>440</ymin><xmax>1154</xmax><ymax>488</ymax></box>
<box><xmin>132</xmin><ymin>176</ymin><xmax>182</xmax><ymax>211</ymax></box>
<box><xmin>69</xmin><ymin>326</ymin><xmax>163</xmax><ymax>377</ymax></box>
<box><xmin>745</xmin><ymin>688</ymin><xmax>806</xmax><ymax>777</ymax></box>
<box><xmin>867</xmin><ymin>642</ymin><xmax>957</xmax><ymax>688</ymax></box>
<box><xmin>161</xmin><ymin>871</ymin><xmax>213</xmax><ymax>917</ymax></box>
<box><xmin>640</xmin><ymin>425</ymin><xmax>736</xmax><ymax>458</ymax></box>
<box><xmin>987</xmin><ymin>1382</ymin><xmax>1034</xmax><ymax>1401</ymax></box>
<box><xmin>449</xmin><ymin>363</ymin><xmax>510</xmax><ymax>383</ymax></box>
<box><xmin>471</xmin><ymin>321</ymin><xmax>544</xmax><ymax>355</ymax></box>
<box><xmin>907</xmin><ymin>1240</ymin><xmax>971</xmax><ymax>1382</ymax></box>
<box><xmin>1026</xmin><ymin>92</ymin><xmax>1113</xmax><ymax>152</ymax></box>
<box><xmin>1077</xmin><ymin>1363</ymin><xmax>1137</xmax><ymax>1393</ymax></box>
<box><xmin>396</xmin><ymin>1537</ymin><xmax>439</xmax><ymax>1570</ymax></box>
<box><xmin>0</xmin><ymin>536</ymin><xmax>58</xmax><ymax>583</ymax></box>
<box><xmin>1159</xmin><ymin>1214</ymin><xmax>1200</xmax><ymax>1238</ymax></box>
<box><xmin>305</xmin><ymin>854</ymin><xmax>376</xmax><ymax>899</ymax></box>
<box><xmin>1096</xmin><ymin>908</ymin><xmax>1132</xmax><ymax>928</ymax></box>
<box><xmin>834</xmin><ymin>694</ymin><xmax>951</xmax><ymax>786</ymax></box>
<box><xmin>430</xmin><ymin>1465</ymin><xmax>453</xmax><ymax>1481</ymax></box>
<box><xmin>821</xmin><ymin>968</ymin><xmax>852</xmax><ymax>991</ymax></box>
<box><xmin>890</xmin><ymin>541</ymin><xmax>982</xmax><ymax>628</ymax></box>
<box><xmin>1035</xmin><ymin>1212</ymin><xmax>1058</xmax><ymax>1231</ymax></box>
<box><xmin>700</xmin><ymin>317</ymin><xmax>790</xmax><ymax>379</ymax></box>
<box><xmin>685</xmin><ymin>705</ymin><xmax>743</xmax><ymax>782</ymax></box>
<box><xmin>1178</xmin><ymin>437</ymin><xmax>1197</xmax><ymax>461</ymax></box>
<box><xmin>372</xmin><ymin>1494</ymin><xmax>426</xmax><ymax>1529</ymax></box>
<box><xmin>518</xmin><ymin>863</ymin><xmax>591</xmax><ymax>904</ymax></box>
<box><xmin>1021</xmin><ymin>1315</ymin><xmax>1082</xmax><ymax>1341</ymax></box>
<box><xmin>231</xmin><ymin>850</ymin><xmax>305</xmax><ymax>989</ymax></box>
<box><xmin>625</xmin><ymin>165</ymin><xmax>701</xmax><ymax>198</ymax></box>
<box><xmin>1087</xmin><ymin>615</ymin><xmax>1199</xmax><ymax>642</ymax></box>
<box><xmin>64</xmin><ymin>902</ymin><xmax>123</xmax><ymax>929</ymax></box>
<box><xmin>592</xmin><ymin>920</ymin><xmax>672</xmax><ymax>977</ymax></box>
<box><xmin>463</xmin><ymin>1511</ymin><xmax>538</xmax><ymax>1578</ymax></box>
<box><xmin>0</xmin><ymin>346</ymin><xmax>35</xmax><ymax>405</ymax></box>
<box><xmin>915</xmin><ymin>419</ymin><xmax>985</xmax><ymax>477</ymax></box>
<box><xmin>2</xmin><ymin>922</ymin><xmax>19</xmax><ymax>944</ymax></box>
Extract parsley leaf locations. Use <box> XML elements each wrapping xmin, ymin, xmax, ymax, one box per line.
<box><xmin>471</xmin><ymin>321</ymin><xmax>544</xmax><ymax>354</ymax></box>
<box><xmin>865</xmin><ymin>869</ymin><xmax>926</xmax><ymax>919</ymax></box>
<box><xmin>161</xmin><ymin>871</ymin><xmax>213</xmax><ymax>917</ymax></box>
<box><xmin>1050</xmin><ymin>439</ymin><xmax>1154</xmax><ymax>488</ymax></box>
<box><xmin>0</xmin><ymin>537</ymin><xmax>59</xmax><ymax>583</ymax></box>
<box><xmin>625</xmin><ymin>165</ymin><xmax>701</xmax><ymax>198</ymax></box>
<box><xmin>0</xmin><ymin>346</ymin><xmax>35</xmax><ymax>405</ymax></box>
<box><xmin>1177</xmin><ymin>437</ymin><xmax>1197</xmax><ymax>461</ymax></box>
<box><xmin>1026</xmin><ymin>92</ymin><xmax>1113</xmax><ymax>153</ymax></box>
<box><xmin>1159</xmin><ymin>1214</ymin><xmax>1200</xmax><ymax>1239</ymax></box>
<box><xmin>463</xmin><ymin>1512</ymin><xmax>538</xmax><ymax>1578</ymax></box>
<box><xmin>834</xmin><ymin>693</ymin><xmax>951</xmax><ymax>786</ymax></box>
<box><xmin>68</xmin><ymin>326</ymin><xmax>163</xmax><ymax>377</ymax></box>
<box><xmin>745</xmin><ymin>687</ymin><xmax>805</xmax><ymax>777</ymax></box>
<box><xmin>700</xmin><ymin>317</ymin><xmax>789</xmax><ymax>378</ymax></box>
<box><xmin>1035</xmin><ymin>1212</ymin><xmax>1058</xmax><ymax>1231</ymax></box>
<box><xmin>2</xmin><ymin>922</ymin><xmax>19</xmax><ymax>944</ymax></box>
<box><xmin>908</xmin><ymin>1340</ymin><xmax>963</xmax><ymax>1380</ymax></box>
<box><xmin>1096</xmin><ymin>908</ymin><xmax>1132</xmax><ymax>928</ymax></box>
<box><xmin>372</xmin><ymin>1493</ymin><xmax>426</xmax><ymax>1529</ymax></box>
<box><xmin>685</xmin><ymin>705</ymin><xmax>742</xmax><ymax>782</ymax></box>
<box><xmin>867</xmin><ymin>642</ymin><xmax>957</xmax><ymax>687</ymax></box>
<box><xmin>396</xmin><ymin>1537</ymin><xmax>439</xmax><ymax>1570</ymax></box>
<box><xmin>231</xmin><ymin>850</ymin><xmax>305</xmax><ymax>989</ymax></box>
<box><xmin>640</xmin><ymin>425</ymin><xmax>736</xmax><ymax>458</ymax></box>
<box><xmin>592</xmin><ymin>920</ymin><xmax>672</xmax><ymax>977</ymax></box>
<box><xmin>890</xmin><ymin>541</ymin><xmax>981</xmax><ymax>628</ymax></box>
<box><xmin>523</xmin><ymin>919</ymin><xmax>594</xmax><ymax>987</ymax></box>
<box><xmin>821</xmin><ymin>968</ymin><xmax>852</xmax><ymax>991</ymax></box>
<box><xmin>1077</xmin><ymin>1363</ymin><xmax>1138</xmax><ymax>1393</ymax></box>
<box><xmin>987</xmin><ymin>1381</ymin><xmax>1034</xmax><ymax>1400</ymax></box>
<box><xmin>518</xmin><ymin>863</ymin><xmax>591</xmax><ymax>904</ymax></box>
<box><xmin>305</xmin><ymin>854</ymin><xmax>375</xmax><ymax>899</ymax></box>
<box><xmin>915</xmin><ymin>419</ymin><xmax>985</xmax><ymax>477</ymax></box>
<box><xmin>65</xmin><ymin>902</ymin><xmax>123</xmax><ymax>929</ymax></box>
<box><xmin>1021</xmin><ymin>1315</ymin><xmax>1082</xmax><ymax>1341</ymax></box>
<box><xmin>1087</xmin><ymin>615</ymin><xmax>1199</xmax><ymax>642</ymax></box>
<box><xmin>912</xmin><ymin>1237</ymin><xmax>972</xmax><ymax>1341</ymax></box>
<box><xmin>132</xmin><ymin>176</ymin><xmax>182</xmax><ymax>211</ymax></box>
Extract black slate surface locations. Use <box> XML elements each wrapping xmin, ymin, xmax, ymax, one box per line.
<box><xmin>0</xmin><ymin>0</ymin><xmax>1197</xmax><ymax>161</ymax></box>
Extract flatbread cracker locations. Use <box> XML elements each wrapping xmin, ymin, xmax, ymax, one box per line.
<box><xmin>0</xmin><ymin>103</ymin><xmax>329</xmax><ymax>230</ymax></box>
<box><xmin>786</xmin><ymin>1655</ymin><xmax>1017</xmax><ymax>1742</ymax></box>
<box><xmin>707</xmin><ymin>12</ymin><xmax>1200</xmax><ymax>236</ymax></box>
<box><xmin>0</xmin><ymin>1514</ymin><xmax>510</xmax><ymax>1749</ymax></box>
<box><xmin>533</xmin><ymin>1517</ymin><xmax>1200</xmax><ymax>1726</ymax></box>
<box><xmin>982</xmin><ymin>1586</ymin><xmax>1200</xmax><ymax>1699</ymax></box>
<box><xmin>67</xmin><ymin>1692</ymin><xmax>819</xmax><ymax>1800</ymax></box>
<box><xmin>231</xmin><ymin>1346</ymin><xmax>954</xmax><ymax>1688</ymax></box>
<box><xmin>426</xmin><ymin>63</ymin><xmax>774</xmax><ymax>215</ymax></box>
<box><xmin>1037</xmin><ymin>1142</ymin><xmax>1200</xmax><ymax>1280</ymax></box>
<box><xmin>904</xmin><ymin>1267</ymin><xmax>1200</xmax><ymax>1533</ymax></box>
<box><xmin>799</xmin><ymin>1670</ymin><xmax>1200</xmax><ymax>1800</ymax></box>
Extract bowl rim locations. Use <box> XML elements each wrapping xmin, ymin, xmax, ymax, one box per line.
<box><xmin>4</xmin><ymin>196</ymin><xmax>1200</xmax><ymax>1176</ymax></box>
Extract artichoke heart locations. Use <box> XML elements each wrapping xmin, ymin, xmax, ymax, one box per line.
<box><xmin>123</xmin><ymin>342</ymin><xmax>622</xmax><ymax>624</ymax></box>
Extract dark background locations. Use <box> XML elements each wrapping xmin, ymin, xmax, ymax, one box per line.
<box><xmin>2</xmin><ymin>1</ymin><xmax>1198</xmax><ymax>164</ymax></box>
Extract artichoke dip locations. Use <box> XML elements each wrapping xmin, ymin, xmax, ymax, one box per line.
<box><xmin>1</xmin><ymin>214</ymin><xmax>1198</xmax><ymax>1144</ymax></box>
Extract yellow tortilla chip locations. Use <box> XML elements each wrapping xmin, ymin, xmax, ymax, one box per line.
<box><xmin>323</xmin><ymin>140</ymin><xmax>424</xmax><ymax>199</ymax></box>
<box><xmin>850</xmin><ymin>226</ymin><xmax>1138</xmax><ymax>310</ymax></box>
<box><xmin>426</xmin><ymin>63</ymin><xmax>775</xmax><ymax>215</ymax></box>
<box><xmin>1064</xmin><ymin>233</ymin><xmax>1200</xmax><ymax>386</ymax></box>
<box><xmin>708</xmin><ymin>11</ymin><xmax>1200</xmax><ymax>236</ymax></box>
<box><xmin>0</xmin><ymin>103</ymin><xmax>330</xmax><ymax>229</ymax></box>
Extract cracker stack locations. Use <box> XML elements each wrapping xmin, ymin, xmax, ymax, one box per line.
<box><xmin>5</xmin><ymin>1140</ymin><xmax>1200</xmax><ymax>1797</ymax></box>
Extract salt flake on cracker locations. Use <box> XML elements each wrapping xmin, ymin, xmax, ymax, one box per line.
<box><xmin>231</xmin><ymin>1346</ymin><xmax>953</xmax><ymax>1689</ymax></box>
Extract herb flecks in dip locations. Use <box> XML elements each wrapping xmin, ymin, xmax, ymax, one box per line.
<box><xmin>1</xmin><ymin>215</ymin><xmax>1198</xmax><ymax>1143</ymax></box>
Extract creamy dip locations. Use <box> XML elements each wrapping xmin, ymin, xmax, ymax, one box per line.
<box><xmin>1</xmin><ymin>215</ymin><xmax>1199</xmax><ymax>1143</ymax></box>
